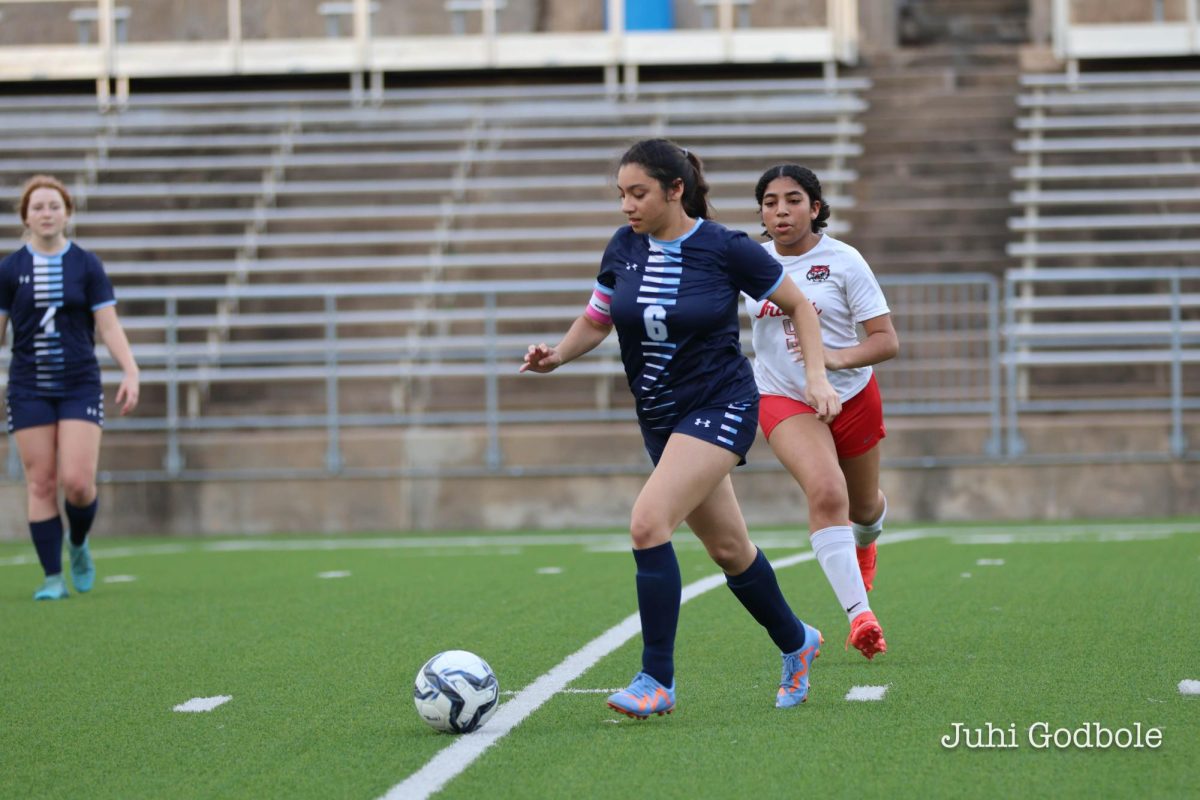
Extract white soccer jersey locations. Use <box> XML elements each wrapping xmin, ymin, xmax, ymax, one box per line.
<box><xmin>745</xmin><ymin>235</ymin><xmax>890</xmax><ymax>403</ymax></box>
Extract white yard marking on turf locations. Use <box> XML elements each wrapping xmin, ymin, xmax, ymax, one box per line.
<box><xmin>845</xmin><ymin>685</ymin><xmax>889</xmax><ymax>702</ymax></box>
<box><xmin>3</xmin><ymin>523</ymin><xmax>1193</xmax><ymax>569</ymax></box>
<box><xmin>960</xmin><ymin>572</ymin><xmax>972</xmax><ymax>578</ymax></box>
<box><xmin>500</xmin><ymin>688</ymin><xmax>619</xmax><ymax>696</ymax></box>
<box><xmin>316</xmin><ymin>570</ymin><xmax>351</xmax><ymax>579</ymax></box>
<box><xmin>949</xmin><ymin>522</ymin><xmax>1200</xmax><ymax>545</ymax></box>
<box><xmin>103</xmin><ymin>575</ymin><xmax>137</xmax><ymax>583</ymax></box>
<box><xmin>536</xmin><ymin>567</ymin><xmax>563</xmax><ymax>575</ymax></box>
<box><xmin>975</xmin><ymin>558</ymin><xmax>1005</xmax><ymax>566</ymax></box>
<box><xmin>1179</xmin><ymin>680</ymin><xmax>1200</xmax><ymax>695</ymax></box>
<box><xmin>381</xmin><ymin>529</ymin><xmax>932</xmax><ymax>800</ymax></box>
<box><xmin>173</xmin><ymin>695</ymin><xmax>231</xmax><ymax>713</ymax></box>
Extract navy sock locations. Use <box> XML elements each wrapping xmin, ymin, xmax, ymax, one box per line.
<box><xmin>725</xmin><ymin>548</ymin><xmax>807</xmax><ymax>654</ymax></box>
<box><xmin>29</xmin><ymin>516</ymin><xmax>65</xmax><ymax>576</ymax></box>
<box><xmin>65</xmin><ymin>497</ymin><xmax>98</xmax><ymax>547</ymax></box>
<box><xmin>632</xmin><ymin>541</ymin><xmax>681</xmax><ymax>687</ymax></box>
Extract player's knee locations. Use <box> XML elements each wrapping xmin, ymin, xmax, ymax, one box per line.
<box><xmin>848</xmin><ymin>489</ymin><xmax>884</xmax><ymax>525</ymax></box>
<box><xmin>702</xmin><ymin>539</ymin><xmax>744</xmax><ymax>572</ymax></box>
<box><xmin>629</xmin><ymin>513</ymin><xmax>671</xmax><ymax>549</ymax></box>
<box><xmin>25</xmin><ymin>472</ymin><xmax>58</xmax><ymax>503</ymax></box>
<box><xmin>806</xmin><ymin>479</ymin><xmax>849</xmax><ymax>522</ymax></box>
<box><xmin>59</xmin><ymin>472</ymin><xmax>96</xmax><ymax>505</ymax></box>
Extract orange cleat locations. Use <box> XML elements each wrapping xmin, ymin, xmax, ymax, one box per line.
<box><xmin>846</xmin><ymin>610</ymin><xmax>887</xmax><ymax>660</ymax></box>
<box><xmin>856</xmin><ymin>542</ymin><xmax>877</xmax><ymax>592</ymax></box>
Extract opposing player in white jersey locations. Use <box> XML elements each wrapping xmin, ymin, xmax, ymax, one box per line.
<box><xmin>523</xmin><ymin>140</ymin><xmax>840</xmax><ymax>717</ymax></box>
<box><xmin>746</xmin><ymin>164</ymin><xmax>898</xmax><ymax>659</ymax></box>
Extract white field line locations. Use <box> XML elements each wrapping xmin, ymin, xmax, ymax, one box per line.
<box><xmin>381</xmin><ymin>529</ymin><xmax>931</xmax><ymax>800</ymax></box>
<box><xmin>1179</xmin><ymin>680</ymin><xmax>1200</xmax><ymax>695</ymax></box>
<box><xmin>845</xmin><ymin>685</ymin><xmax>889</xmax><ymax>702</ymax></box>
<box><xmin>1</xmin><ymin>523</ymin><xmax>1194</xmax><ymax>568</ymax></box>
<box><xmin>173</xmin><ymin>695</ymin><xmax>231</xmax><ymax>713</ymax></box>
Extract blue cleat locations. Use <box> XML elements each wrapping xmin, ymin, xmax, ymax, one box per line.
<box><xmin>68</xmin><ymin>540</ymin><xmax>96</xmax><ymax>593</ymax></box>
<box><xmin>607</xmin><ymin>672</ymin><xmax>675</xmax><ymax>720</ymax></box>
<box><xmin>34</xmin><ymin>574</ymin><xmax>69</xmax><ymax>601</ymax></box>
<box><xmin>776</xmin><ymin>623</ymin><xmax>823</xmax><ymax>708</ymax></box>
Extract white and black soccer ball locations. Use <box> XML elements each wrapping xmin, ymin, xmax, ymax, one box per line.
<box><xmin>413</xmin><ymin>650</ymin><xmax>499</xmax><ymax>734</ymax></box>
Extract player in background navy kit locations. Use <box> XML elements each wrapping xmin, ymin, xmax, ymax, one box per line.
<box><xmin>747</xmin><ymin>165</ymin><xmax>899</xmax><ymax>660</ymax></box>
<box><xmin>521</xmin><ymin>140</ymin><xmax>841</xmax><ymax>717</ymax></box>
<box><xmin>0</xmin><ymin>175</ymin><xmax>139</xmax><ymax>600</ymax></box>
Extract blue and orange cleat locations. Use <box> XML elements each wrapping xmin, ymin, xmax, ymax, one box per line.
<box><xmin>846</xmin><ymin>610</ymin><xmax>887</xmax><ymax>660</ymax></box>
<box><xmin>68</xmin><ymin>540</ymin><xmax>95</xmax><ymax>593</ymax></box>
<box><xmin>776</xmin><ymin>623</ymin><xmax>822</xmax><ymax>708</ymax></box>
<box><xmin>607</xmin><ymin>672</ymin><xmax>675</xmax><ymax>720</ymax></box>
<box><xmin>33</xmin><ymin>574</ymin><xmax>69</xmax><ymax>601</ymax></box>
<box><xmin>856</xmin><ymin>542</ymin><xmax>877</xmax><ymax>592</ymax></box>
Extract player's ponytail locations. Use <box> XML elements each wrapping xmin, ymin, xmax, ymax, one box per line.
<box><xmin>754</xmin><ymin>164</ymin><xmax>830</xmax><ymax>234</ymax></box>
<box><xmin>619</xmin><ymin>139</ymin><xmax>712</xmax><ymax>221</ymax></box>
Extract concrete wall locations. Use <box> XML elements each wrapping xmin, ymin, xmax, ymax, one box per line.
<box><xmin>1</xmin><ymin>420</ymin><xmax>1194</xmax><ymax>539</ymax></box>
<box><xmin>0</xmin><ymin>458</ymin><xmax>1194</xmax><ymax>540</ymax></box>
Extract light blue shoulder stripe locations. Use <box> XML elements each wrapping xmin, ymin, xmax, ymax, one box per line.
<box><xmin>758</xmin><ymin>270</ymin><xmax>785</xmax><ymax>301</ymax></box>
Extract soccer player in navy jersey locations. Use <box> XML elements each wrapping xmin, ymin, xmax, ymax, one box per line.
<box><xmin>0</xmin><ymin>175</ymin><xmax>139</xmax><ymax>600</ymax></box>
<box><xmin>521</xmin><ymin>139</ymin><xmax>841</xmax><ymax>717</ymax></box>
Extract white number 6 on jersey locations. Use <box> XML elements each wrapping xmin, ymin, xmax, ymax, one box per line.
<box><xmin>643</xmin><ymin>305</ymin><xmax>667</xmax><ymax>341</ymax></box>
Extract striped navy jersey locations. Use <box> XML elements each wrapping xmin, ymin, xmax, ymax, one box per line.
<box><xmin>595</xmin><ymin>219</ymin><xmax>783</xmax><ymax>429</ymax></box>
<box><xmin>0</xmin><ymin>242</ymin><xmax>115</xmax><ymax>395</ymax></box>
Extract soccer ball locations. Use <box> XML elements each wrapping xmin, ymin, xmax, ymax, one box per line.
<box><xmin>413</xmin><ymin>650</ymin><xmax>500</xmax><ymax>734</ymax></box>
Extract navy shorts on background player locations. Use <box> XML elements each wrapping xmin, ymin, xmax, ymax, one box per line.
<box><xmin>6</xmin><ymin>386</ymin><xmax>104</xmax><ymax>433</ymax></box>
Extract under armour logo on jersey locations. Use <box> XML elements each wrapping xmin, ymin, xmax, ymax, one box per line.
<box><xmin>625</xmin><ymin>262</ymin><xmax>639</xmax><ymax>271</ymax></box>
<box><xmin>18</xmin><ymin>274</ymin><xmax>31</xmax><ymax>284</ymax></box>
<box><xmin>694</xmin><ymin>418</ymin><xmax>711</xmax><ymax>428</ymax></box>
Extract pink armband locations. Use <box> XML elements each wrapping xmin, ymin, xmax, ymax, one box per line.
<box><xmin>585</xmin><ymin>283</ymin><xmax>613</xmax><ymax>326</ymax></box>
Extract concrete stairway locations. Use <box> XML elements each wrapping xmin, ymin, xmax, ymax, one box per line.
<box><xmin>900</xmin><ymin>0</ymin><xmax>1030</xmax><ymax>46</ymax></box>
<box><xmin>842</xmin><ymin>43</ymin><xmax>1022</xmax><ymax>277</ymax></box>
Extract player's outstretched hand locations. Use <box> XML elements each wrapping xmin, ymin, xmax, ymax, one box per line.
<box><xmin>520</xmin><ymin>343</ymin><xmax>563</xmax><ymax>374</ymax></box>
<box><xmin>115</xmin><ymin>373</ymin><xmax>140</xmax><ymax>415</ymax></box>
<box><xmin>804</xmin><ymin>377</ymin><xmax>842</xmax><ymax>424</ymax></box>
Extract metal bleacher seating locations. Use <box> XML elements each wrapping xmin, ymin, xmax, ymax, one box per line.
<box><xmin>1009</xmin><ymin>70</ymin><xmax>1200</xmax><ymax>266</ymax></box>
<box><xmin>1003</xmin><ymin>71</ymin><xmax>1200</xmax><ymax>453</ymax></box>
<box><xmin>0</xmin><ymin>75</ymin><xmax>871</xmax><ymax>474</ymax></box>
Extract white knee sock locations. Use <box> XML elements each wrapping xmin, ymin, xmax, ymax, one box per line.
<box><xmin>852</xmin><ymin>493</ymin><xmax>887</xmax><ymax>548</ymax></box>
<box><xmin>811</xmin><ymin>525</ymin><xmax>870</xmax><ymax>623</ymax></box>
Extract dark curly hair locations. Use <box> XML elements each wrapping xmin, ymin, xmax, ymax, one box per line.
<box><xmin>754</xmin><ymin>164</ymin><xmax>830</xmax><ymax>237</ymax></box>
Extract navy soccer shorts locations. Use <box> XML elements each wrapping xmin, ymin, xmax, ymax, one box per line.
<box><xmin>639</xmin><ymin>397</ymin><xmax>759</xmax><ymax>467</ymax></box>
<box><xmin>6</xmin><ymin>386</ymin><xmax>105</xmax><ymax>433</ymax></box>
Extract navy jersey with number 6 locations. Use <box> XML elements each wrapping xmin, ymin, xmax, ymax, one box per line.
<box><xmin>0</xmin><ymin>242</ymin><xmax>116</xmax><ymax>396</ymax></box>
<box><xmin>595</xmin><ymin>219</ymin><xmax>784</xmax><ymax>431</ymax></box>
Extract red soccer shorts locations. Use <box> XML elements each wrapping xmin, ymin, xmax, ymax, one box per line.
<box><xmin>759</xmin><ymin>374</ymin><xmax>886</xmax><ymax>460</ymax></box>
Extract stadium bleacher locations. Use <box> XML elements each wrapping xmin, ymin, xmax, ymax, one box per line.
<box><xmin>1009</xmin><ymin>70</ymin><xmax>1200</xmax><ymax>267</ymax></box>
<box><xmin>0</xmin><ymin>74</ymin><xmax>873</xmax><ymax>475</ymax></box>
<box><xmin>1005</xmin><ymin>68</ymin><xmax>1200</xmax><ymax>454</ymax></box>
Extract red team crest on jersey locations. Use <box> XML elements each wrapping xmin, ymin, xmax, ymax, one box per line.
<box><xmin>806</xmin><ymin>265</ymin><xmax>830</xmax><ymax>282</ymax></box>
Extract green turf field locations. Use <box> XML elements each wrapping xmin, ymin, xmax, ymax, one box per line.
<box><xmin>2</xmin><ymin>521</ymin><xmax>1198</xmax><ymax>799</ymax></box>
